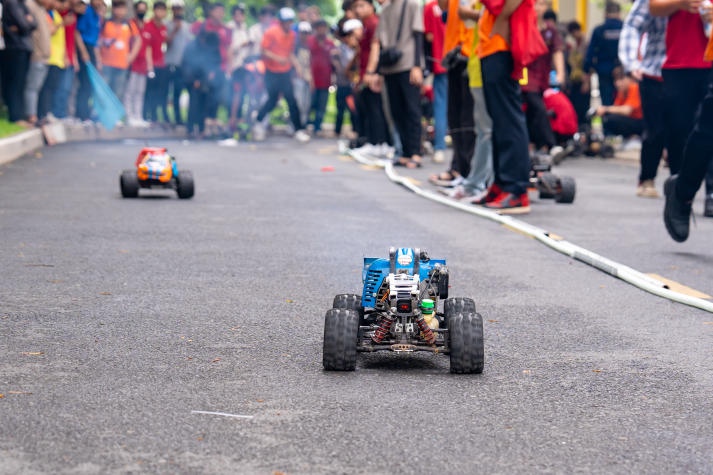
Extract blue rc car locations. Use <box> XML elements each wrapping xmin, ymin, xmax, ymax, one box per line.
<box><xmin>323</xmin><ymin>247</ymin><xmax>485</xmax><ymax>374</ymax></box>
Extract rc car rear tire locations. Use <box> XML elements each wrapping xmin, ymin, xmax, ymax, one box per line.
<box><xmin>120</xmin><ymin>170</ymin><xmax>139</xmax><ymax>198</ymax></box>
<box><xmin>449</xmin><ymin>311</ymin><xmax>484</xmax><ymax>374</ymax></box>
<box><xmin>332</xmin><ymin>294</ymin><xmax>367</xmax><ymax>324</ymax></box>
<box><xmin>176</xmin><ymin>171</ymin><xmax>195</xmax><ymax>199</ymax></box>
<box><xmin>323</xmin><ymin>308</ymin><xmax>359</xmax><ymax>371</ymax></box>
<box><xmin>442</xmin><ymin>297</ymin><xmax>476</xmax><ymax>328</ymax></box>
<box><xmin>555</xmin><ymin>176</ymin><xmax>576</xmax><ymax>204</ymax></box>
<box><xmin>538</xmin><ymin>172</ymin><xmax>558</xmax><ymax>200</ymax></box>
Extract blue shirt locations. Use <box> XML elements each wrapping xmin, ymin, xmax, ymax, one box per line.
<box><xmin>76</xmin><ymin>5</ymin><xmax>101</xmax><ymax>47</ymax></box>
<box><xmin>618</xmin><ymin>0</ymin><xmax>667</xmax><ymax>78</ymax></box>
<box><xmin>584</xmin><ymin>17</ymin><xmax>623</xmax><ymax>75</ymax></box>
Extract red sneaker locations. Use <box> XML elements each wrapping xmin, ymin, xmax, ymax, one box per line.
<box><xmin>472</xmin><ymin>183</ymin><xmax>502</xmax><ymax>205</ymax></box>
<box><xmin>484</xmin><ymin>191</ymin><xmax>531</xmax><ymax>214</ymax></box>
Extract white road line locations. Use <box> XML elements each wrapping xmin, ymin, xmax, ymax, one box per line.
<box><xmin>346</xmin><ymin>150</ymin><xmax>713</xmax><ymax>314</ymax></box>
<box><xmin>191</xmin><ymin>410</ymin><xmax>254</xmax><ymax>419</ymax></box>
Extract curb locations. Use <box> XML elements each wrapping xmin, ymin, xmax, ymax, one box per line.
<box><xmin>0</xmin><ymin>129</ymin><xmax>45</xmax><ymax>166</ymax></box>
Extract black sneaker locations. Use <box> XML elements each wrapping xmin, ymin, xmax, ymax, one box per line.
<box><xmin>663</xmin><ymin>175</ymin><xmax>692</xmax><ymax>242</ymax></box>
<box><xmin>705</xmin><ymin>194</ymin><xmax>713</xmax><ymax>217</ymax></box>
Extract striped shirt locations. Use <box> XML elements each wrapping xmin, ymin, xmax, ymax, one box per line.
<box><xmin>618</xmin><ymin>0</ymin><xmax>667</xmax><ymax>78</ymax></box>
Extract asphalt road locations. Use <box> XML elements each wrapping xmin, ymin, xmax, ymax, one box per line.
<box><xmin>2</xmin><ymin>138</ymin><xmax>712</xmax><ymax>474</ymax></box>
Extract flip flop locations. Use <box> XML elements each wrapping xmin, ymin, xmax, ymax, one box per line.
<box><xmin>394</xmin><ymin>158</ymin><xmax>421</xmax><ymax>168</ymax></box>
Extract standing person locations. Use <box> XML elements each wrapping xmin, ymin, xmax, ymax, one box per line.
<box><xmin>142</xmin><ymin>1</ymin><xmax>168</xmax><ymax>124</ymax></box>
<box><xmin>24</xmin><ymin>0</ymin><xmax>51</xmax><ymax>125</ymax></box>
<box><xmin>584</xmin><ymin>2</ymin><xmax>622</xmax><ymax>107</ymax></box>
<box><xmin>99</xmin><ymin>0</ymin><xmax>141</xmax><ymax>106</ymax></box>
<box><xmin>37</xmin><ymin>0</ymin><xmax>65</xmax><ymax>123</ymax></box>
<box><xmin>652</xmin><ymin>0</ymin><xmax>713</xmax><ymax>215</ymax></box>
<box><xmin>351</xmin><ymin>0</ymin><xmax>391</xmax><ymax>153</ymax></box>
<box><xmin>430</xmin><ymin>0</ymin><xmax>474</xmax><ymax>183</ymax></box>
<box><xmin>521</xmin><ymin>3</ymin><xmax>565</xmax><ymax>159</ymax></box>
<box><xmin>53</xmin><ymin>0</ymin><xmax>77</xmax><ymax>119</ymax></box>
<box><xmin>0</xmin><ymin>0</ymin><xmax>38</xmax><ymax>124</ymax></box>
<box><xmin>182</xmin><ymin>29</ymin><xmax>221</xmax><ymax>138</ymax></box>
<box><xmin>618</xmin><ymin>0</ymin><xmax>667</xmax><ymax>198</ymax></box>
<box><xmin>423</xmin><ymin>0</ymin><xmax>447</xmax><ymax>164</ymax></box>
<box><xmin>308</xmin><ymin>19</ymin><xmax>335</xmax><ymax>136</ymax></box>
<box><xmin>293</xmin><ymin>21</ymin><xmax>312</xmax><ymax>130</ymax></box>
<box><xmin>226</xmin><ymin>3</ymin><xmax>250</xmax><ymax>130</ymax></box>
<box><xmin>252</xmin><ymin>7</ymin><xmax>310</xmax><ymax>143</ymax></box>
<box><xmin>477</xmin><ymin>0</ymin><xmax>546</xmax><ymax>214</ymax></box>
<box><xmin>366</xmin><ymin>0</ymin><xmax>425</xmax><ymax>168</ymax></box>
<box><xmin>565</xmin><ymin>20</ymin><xmax>590</xmax><ymax>125</ymax></box>
<box><xmin>331</xmin><ymin>17</ymin><xmax>361</xmax><ymax>138</ymax></box>
<box><xmin>164</xmin><ymin>0</ymin><xmax>189</xmax><ymax>127</ymax></box>
<box><xmin>74</xmin><ymin>0</ymin><xmax>103</xmax><ymax>122</ymax></box>
<box><xmin>123</xmin><ymin>0</ymin><xmax>149</xmax><ymax>127</ymax></box>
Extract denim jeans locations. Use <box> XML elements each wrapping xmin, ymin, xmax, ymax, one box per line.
<box><xmin>24</xmin><ymin>61</ymin><xmax>48</xmax><ymax>119</ymax></box>
<box><xmin>102</xmin><ymin>66</ymin><xmax>129</xmax><ymax>104</ymax></box>
<box><xmin>292</xmin><ymin>77</ymin><xmax>311</xmax><ymax>127</ymax></box>
<box><xmin>463</xmin><ymin>87</ymin><xmax>493</xmax><ymax>193</ymax></box>
<box><xmin>432</xmin><ymin>72</ymin><xmax>447</xmax><ymax>151</ymax></box>
<box><xmin>334</xmin><ymin>84</ymin><xmax>353</xmax><ymax>136</ymax></box>
<box><xmin>309</xmin><ymin>88</ymin><xmax>329</xmax><ymax>132</ymax></box>
<box><xmin>76</xmin><ymin>48</ymin><xmax>96</xmax><ymax>121</ymax></box>
<box><xmin>53</xmin><ymin>67</ymin><xmax>75</xmax><ymax>118</ymax></box>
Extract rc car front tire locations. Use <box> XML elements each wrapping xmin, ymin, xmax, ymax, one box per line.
<box><xmin>332</xmin><ymin>294</ymin><xmax>367</xmax><ymax>324</ymax></box>
<box><xmin>323</xmin><ymin>308</ymin><xmax>359</xmax><ymax>371</ymax></box>
<box><xmin>555</xmin><ymin>176</ymin><xmax>576</xmax><ymax>204</ymax></box>
<box><xmin>176</xmin><ymin>170</ymin><xmax>195</xmax><ymax>199</ymax></box>
<box><xmin>449</xmin><ymin>311</ymin><xmax>484</xmax><ymax>374</ymax></box>
<box><xmin>120</xmin><ymin>170</ymin><xmax>140</xmax><ymax>198</ymax></box>
<box><xmin>442</xmin><ymin>297</ymin><xmax>476</xmax><ymax>328</ymax></box>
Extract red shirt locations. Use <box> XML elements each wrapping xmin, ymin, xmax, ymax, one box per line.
<box><xmin>359</xmin><ymin>13</ymin><xmax>379</xmax><ymax>80</ymax></box>
<box><xmin>423</xmin><ymin>0</ymin><xmax>446</xmax><ymax>75</ymax></box>
<box><xmin>309</xmin><ymin>35</ymin><xmax>335</xmax><ymax>89</ymax></box>
<box><xmin>130</xmin><ymin>19</ymin><xmax>148</xmax><ymax>74</ymax></box>
<box><xmin>143</xmin><ymin>19</ymin><xmax>167</xmax><ymax>68</ymax></box>
<box><xmin>191</xmin><ymin>19</ymin><xmax>232</xmax><ymax>71</ymax></box>
<box><xmin>664</xmin><ymin>11</ymin><xmax>712</xmax><ymax>70</ymax></box>
<box><xmin>523</xmin><ymin>24</ymin><xmax>563</xmax><ymax>93</ymax></box>
<box><xmin>60</xmin><ymin>9</ymin><xmax>77</xmax><ymax>66</ymax></box>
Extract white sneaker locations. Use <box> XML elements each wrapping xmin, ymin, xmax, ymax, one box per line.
<box><xmin>354</xmin><ymin>143</ymin><xmax>375</xmax><ymax>155</ymax></box>
<box><xmin>218</xmin><ymin>138</ymin><xmax>239</xmax><ymax>147</ymax></box>
<box><xmin>294</xmin><ymin>129</ymin><xmax>310</xmax><ymax>143</ymax></box>
<box><xmin>252</xmin><ymin>123</ymin><xmax>266</xmax><ymax>141</ymax></box>
<box><xmin>433</xmin><ymin>150</ymin><xmax>445</xmax><ymax>163</ymax></box>
<box><xmin>549</xmin><ymin>145</ymin><xmax>567</xmax><ymax>164</ymax></box>
<box><xmin>378</xmin><ymin>143</ymin><xmax>395</xmax><ymax>159</ymax></box>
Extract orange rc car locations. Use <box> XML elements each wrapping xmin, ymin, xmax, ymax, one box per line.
<box><xmin>120</xmin><ymin>147</ymin><xmax>194</xmax><ymax>199</ymax></box>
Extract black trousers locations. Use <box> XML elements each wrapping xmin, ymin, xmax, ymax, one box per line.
<box><xmin>675</xmin><ymin>78</ymin><xmax>713</xmax><ymax>202</ymax></box>
<box><xmin>602</xmin><ymin>114</ymin><xmax>643</xmax><ymax>138</ymax></box>
<box><xmin>567</xmin><ymin>80</ymin><xmax>590</xmax><ymax>125</ymax></box>
<box><xmin>522</xmin><ymin>90</ymin><xmax>555</xmax><ymax>150</ymax></box>
<box><xmin>168</xmin><ymin>65</ymin><xmax>185</xmax><ymax>124</ymax></box>
<box><xmin>0</xmin><ymin>49</ymin><xmax>31</xmax><ymax>122</ymax></box>
<box><xmin>662</xmin><ymin>68</ymin><xmax>711</xmax><ymax>174</ymax></box>
<box><xmin>639</xmin><ymin>76</ymin><xmax>666</xmax><ymax>182</ymax></box>
<box><xmin>447</xmin><ymin>60</ymin><xmax>475</xmax><ymax>176</ymax></box>
<box><xmin>257</xmin><ymin>70</ymin><xmax>302</xmax><ymax>131</ymax></box>
<box><xmin>481</xmin><ymin>52</ymin><xmax>530</xmax><ymax>196</ymax></box>
<box><xmin>38</xmin><ymin>65</ymin><xmax>63</xmax><ymax>120</ymax></box>
<box><xmin>384</xmin><ymin>71</ymin><xmax>422</xmax><ymax>158</ymax></box>
<box><xmin>75</xmin><ymin>47</ymin><xmax>96</xmax><ymax>121</ymax></box>
<box><xmin>354</xmin><ymin>86</ymin><xmax>390</xmax><ymax>145</ymax></box>
<box><xmin>335</xmin><ymin>84</ymin><xmax>353</xmax><ymax>136</ymax></box>
<box><xmin>144</xmin><ymin>67</ymin><xmax>169</xmax><ymax>122</ymax></box>
<box><xmin>187</xmin><ymin>86</ymin><xmax>207</xmax><ymax>134</ymax></box>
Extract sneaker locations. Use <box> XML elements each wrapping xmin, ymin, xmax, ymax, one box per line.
<box><xmin>705</xmin><ymin>194</ymin><xmax>713</xmax><ymax>218</ymax></box>
<box><xmin>636</xmin><ymin>179</ymin><xmax>659</xmax><ymax>198</ymax></box>
<box><xmin>252</xmin><ymin>123</ymin><xmax>266</xmax><ymax>141</ymax></box>
<box><xmin>378</xmin><ymin>143</ymin><xmax>395</xmax><ymax>159</ymax></box>
<box><xmin>433</xmin><ymin>150</ymin><xmax>446</xmax><ymax>163</ymax></box>
<box><xmin>549</xmin><ymin>145</ymin><xmax>568</xmax><ymax>165</ymax></box>
<box><xmin>663</xmin><ymin>175</ymin><xmax>692</xmax><ymax>242</ymax></box>
<box><xmin>442</xmin><ymin>185</ymin><xmax>475</xmax><ymax>200</ymax></box>
<box><xmin>484</xmin><ymin>191</ymin><xmax>531</xmax><ymax>214</ymax></box>
<box><xmin>294</xmin><ymin>129</ymin><xmax>311</xmax><ymax>143</ymax></box>
<box><xmin>467</xmin><ymin>188</ymin><xmax>489</xmax><ymax>204</ymax></box>
<box><xmin>429</xmin><ymin>174</ymin><xmax>464</xmax><ymax>188</ymax></box>
<box><xmin>472</xmin><ymin>183</ymin><xmax>502</xmax><ymax>205</ymax></box>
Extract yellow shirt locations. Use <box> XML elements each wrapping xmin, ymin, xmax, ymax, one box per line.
<box><xmin>467</xmin><ymin>4</ymin><xmax>482</xmax><ymax>88</ymax></box>
<box><xmin>47</xmin><ymin>10</ymin><xmax>66</xmax><ymax>68</ymax></box>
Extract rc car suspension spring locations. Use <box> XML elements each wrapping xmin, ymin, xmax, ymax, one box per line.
<box><xmin>372</xmin><ymin>316</ymin><xmax>394</xmax><ymax>343</ymax></box>
<box><xmin>416</xmin><ymin>316</ymin><xmax>436</xmax><ymax>345</ymax></box>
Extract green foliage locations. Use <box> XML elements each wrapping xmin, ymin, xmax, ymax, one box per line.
<box><xmin>184</xmin><ymin>0</ymin><xmax>338</xmax><ymax>24</ymax></box>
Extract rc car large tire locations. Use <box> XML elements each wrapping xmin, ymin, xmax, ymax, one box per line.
<box><xmin>442</xmin><ymin>297</ymin><xmax>476</xmax><ymax>328</ymax></box>
<box><xmin>323</xmin><ymin>308</ymin><xmax>359</xmax><ymax>371</ymax></box>
<box><xmin>449</xmin><ymin>311</ymin><xmax>484</xmax><ymax>374</ymax></box>
<box><xmin>555</xmin><ymin>176</ymin><xmax>576</xmax><ymax>204</ymax></box>
<box><xmin>176</xmin><ymin>170</ymin><xmax>195</xmax><ymax>199</ymax></box>
<box><xmin>120</xmin><ymin>170</ymin><xmax>139</xmax><ymax>198</ymax></box>
<box><xmin>332</xmin><ymin>294</ymin><xmax>367</xmax><ymax>324</ymax></box>
<box><xmin>538</xmin><ymin>172</ymin><xmax>558</xmax><ymax>200</ymax></box>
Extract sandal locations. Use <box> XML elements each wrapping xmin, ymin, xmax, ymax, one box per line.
<box><xmin>394</xmin><ymin>157</ymin><xmax>422</xmax><ymax>169</ymax></box>
<box><xmin>429</xmin><ymin>170</ymin><xmax>460</xmax><ymax>186</ymax></box>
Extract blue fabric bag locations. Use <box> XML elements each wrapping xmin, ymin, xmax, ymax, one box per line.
<box><xmin>86</xmin><ymin>63</ymin><xmax>125</xmax><ymax>130</ymax></box>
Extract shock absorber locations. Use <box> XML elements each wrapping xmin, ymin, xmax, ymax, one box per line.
<box><xmin>372</xmin><ymin>315</ymin><xmax>394</xmax><ymax>343</ymax></box>
<box><xmin>416</xmin><ymin>316</ymin><xmax>436</xmax><ymax>345</ymax></box>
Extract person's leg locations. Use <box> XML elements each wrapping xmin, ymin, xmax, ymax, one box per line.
<box><xmin>123</xmin><ymin>72</ymin><xmax>139</xmax><ymax>121</ymax></box>
<box><xmin>25</xmin><ymin>62</ymin><xmax>49</xmax><ymax>123</ymax></box>
<box><xmin>335</xmin><ymin>85</ymin><xmax>349</xmax><ymax>136</ymax></box>
<box><xmin>401</xmin><ymin>73</ymin><xmax>424</xmax><ymax>159</ymax></box>
<box><xmin>481</xmin><ymin>52</ymin><xmax>530</xmax><ymax>197</ymax></box>
<box><xmin>75</xmin><ymin>49</ymin><xmax>95</xmax><ymax>121</ymax></box>
<box><xmin>462</xmin><ymin>86</ymin><xmax>493</xmax><ymax>193</ymax></box>
<box><xmin>602</xmin><ymin>114</ymin><xmax>643</xmax><ymax>137</ymax></box>
<box><xmin>144</xmin><ymin>73</ymin><xmax>157</xmax><ymax>122</ymax></box>
<box><xmin>6</xmin><ymin>50</ymin><xmax>31</xmax><ymax>122</ymax></box>
<box><xmin>527</xmin><ymin>90</ymin><xmax>556</xmax><ymax>151</ymax></box>
<box><xmin>38</xmin><ymin>65</ymin><xmax>61</xmax><ymax>121</ymax></box>
<box><xmin>280</xmin><ymin>72</ymin><xmax>304</xmax><ymax>131</ymax></box>
<box><xmin>638</xmin><ymin>76</ymin><xmax>666</xmax><ymax>183</ymax></box>
<box><xmin>52</xmin><ymin>67</ymin><xmax>73</xmax><ymax>118</ymax></box>
<box><xmin>598</xmin><ymin>71</ymin><xmax>615</xmax><ymax>106</ymax></box>
<box><xmin>364</xmin><ymin>89</ymin><xmax>390</xmax><ymax>145</ymax></box>
<box><xmin>256</xmin><ymin>71</ymin><xmax>281</xmax><ymax>123</ymax></box>
<box><xmin>432</xmin><ymin>72</ymin><xmax>448</xmax><ymax>153</ymax></box>
<box><xmin>313</xmin><ymin>88</ymin><xmax>329</xmax><ymax>132</ymax></box>
<box><xmin>447</xmin><ymin>61</ymin><xmax>475</xmax><ymax>177</ymax></box>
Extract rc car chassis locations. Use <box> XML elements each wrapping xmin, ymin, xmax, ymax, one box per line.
<box><xmin>530</xmin><ymin>151</ymin><xmax>576</xmax><ymax>204</ymax></box>
<box><xmin>120</xmin><ymin>147</ymin><xmax>194</xmax><ymax>199</ymax></box>
<box><xmin>323</xmin><ymin>247</ymin><xmax>485</xmax><ymax>374</ymax></box>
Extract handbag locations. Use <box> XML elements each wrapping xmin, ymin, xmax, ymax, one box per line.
<box><xmin>378</xmin><ymin>0</ymin><xmax>409</xmax><ymax>68</ymax></box>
